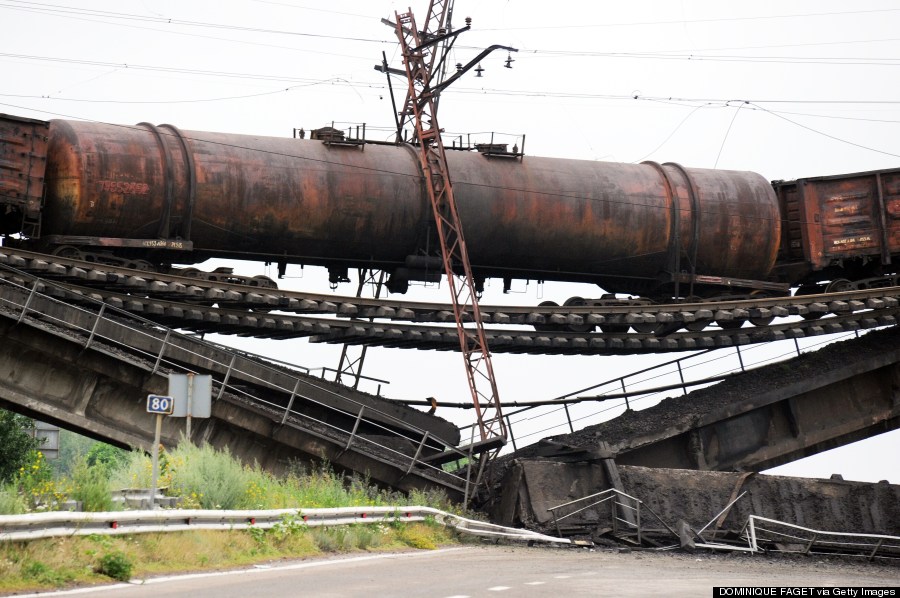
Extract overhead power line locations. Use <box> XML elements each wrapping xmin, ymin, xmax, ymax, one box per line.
<box><xmin>0</xmin><ymin>0</ymin><xmax>389</xmax><ymax>44</ymax></box>
<box><xmin>477</xmin><ymin>7</ymin><xmax>900</xmax><ymax>31</ymax></box>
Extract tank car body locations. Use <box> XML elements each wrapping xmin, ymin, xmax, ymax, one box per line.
<box><xmin>0</xmin><ymin>114</ymin><xmax>784</xmax><ymax>298</ymax></box>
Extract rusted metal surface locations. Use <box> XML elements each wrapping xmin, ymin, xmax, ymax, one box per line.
<box><xmin>773</xmin><ymin>167</ymin><xmax>900</xmax><ymax>280</ymax></box>
<box><xmin>32</xmin><ymin>118</ymin><xmax>781</xmax><ymax>294</ymax></box>
<box><xmin>42</xmin><ymin>119</ymin><xmax>427</xmax><ymax>266</ymax></box>
<box><xmin>0</xmin><ymin>114</ymin><xmax>49</xmax><ymax>236</ymax></box>
<box><xmin>445</xmin><ymin>154</ymin><xmax>781</xmax><ymax>296</ymax></box>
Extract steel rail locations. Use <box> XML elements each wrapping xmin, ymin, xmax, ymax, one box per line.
<box><xmin>0</xmin><ymin>264</ymin><xmax>897</xmax><ymax>356</ymax></box>
<box><xmin>4</xmin><ymin>246</ymin><xmax>900</xmax><ymax>329</ymax></box>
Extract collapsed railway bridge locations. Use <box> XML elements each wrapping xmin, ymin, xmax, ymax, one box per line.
<box><xmin>0</xmin><ymin>251</ymin><xmax>898</xmax><ymax>554</ymax></box>
<box><xmin>2</xmin><ymin>110</ymin><xmax>900</xmax><ymax>553</ymax></box>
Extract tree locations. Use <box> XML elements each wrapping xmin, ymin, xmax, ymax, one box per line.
<box><xmin>0</xmin><ymin>409</ymin><xmax>42</xmax><ymax>483</ymax></box>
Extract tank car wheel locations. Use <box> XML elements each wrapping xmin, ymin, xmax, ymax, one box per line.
<box><xmin>825</xmin><ymin>279</ymin><xmax>853</xmax><ymax>294</ymax></box>
<box><xmin>563</xmin><ymin>296</ymin><xmax>595</xmax><ymax>333</ymax></box>
<box><xmin>51</xmin><ymin>245</ymin><xmax>84</xmax><ymax>261</ymax></box>
<box><xmin>685</xmin><ymin>318</ymin><xmax>713</xmax><ymax>332</ymax></box>
<box><xmin>127</xmin><ymin>259</ymin><xmax>154</xmax><ymax>272</ymax></box>
<box><xmin>250</xmin><ymin>275</ymin><xmax>278</xmax><ymax>289</ymax></box>
<box><xmin>631</xmin><ymin>321</ymin><xmax>660</xmax><ymax>334</ymax></box>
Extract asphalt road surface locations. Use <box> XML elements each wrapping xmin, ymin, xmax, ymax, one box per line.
<box><xmin>15</xmin><ymin>545</ymin><xmax>900</xmax><ymax>598</ymax></box>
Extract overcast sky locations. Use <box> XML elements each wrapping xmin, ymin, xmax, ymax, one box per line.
<box><xmin>3</xmin><ymin>0</ymin><xmax>899</xmax><ymax>483</ymax></box>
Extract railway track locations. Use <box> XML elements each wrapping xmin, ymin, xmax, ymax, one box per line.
<box><xmin>0</xmin><ymin>247</ymin><xmax>898</xmax><ymax>355</ymax></box>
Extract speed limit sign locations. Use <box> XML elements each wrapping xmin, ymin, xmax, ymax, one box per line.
<box><xmin>147</xmin><ymin>394</ymin><xmax>174</xmax><ymax>415</ymax></box>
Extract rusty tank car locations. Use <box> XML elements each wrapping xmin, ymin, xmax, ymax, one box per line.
<box><xmin>2</xmin><ymin>113</ymin><xmax>899</xmax><ymax>299</ymax></box>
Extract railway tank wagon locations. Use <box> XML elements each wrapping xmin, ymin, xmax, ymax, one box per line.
<box><xmin>0</xmin><ymin>113</ymin><xmax>783</xmax><ymax>300</ymax></box>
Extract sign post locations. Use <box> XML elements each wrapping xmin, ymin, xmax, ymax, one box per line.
<box><xmin>146</xmin><ymin>394</ymin><xmax>174</xmax><ymax>509</ymax></box>
<box><xmin>168</xmin><ymin>374</ymin><xmax>212</xmax><ymax>442</ymax></box>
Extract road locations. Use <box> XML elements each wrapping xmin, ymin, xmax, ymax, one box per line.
<box><xmin>15</xmin><ymin>545</ymin><xmax>899</xmax><ymax>598</ymax></box>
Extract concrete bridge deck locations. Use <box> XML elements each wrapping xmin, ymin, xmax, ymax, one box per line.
<box><xmin>0</xmin><ymin>273</ymin><xmax>469</xmax><ymax>500</ymax></box>
<box><xmin>511</xmin><ymin>326</ymin><xmax>900</xmax><ymax>473</ymax></box>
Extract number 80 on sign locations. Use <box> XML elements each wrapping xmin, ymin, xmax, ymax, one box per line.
<box><xmin>147</xmin><ymin>394</ymin><xmax>174</xmax><ymax>415</ymax></box>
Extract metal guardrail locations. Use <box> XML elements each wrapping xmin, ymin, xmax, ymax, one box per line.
<box><xmin>0</xmin><ymin>506</ymin><xmax>570</xmax><ymax>545</ymax></box>
<box><xmin>0</xmin><ymin>271</ymin><xmax>477</xmax><ymax>497</ymax></box>
<box><xmin>742</xmin><ymin>515</ymin><xmax>900</xmax><ymax>561</ymax></box>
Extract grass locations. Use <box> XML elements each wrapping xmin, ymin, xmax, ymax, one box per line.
<box><xmin>0</xmin><ymin>441</ymin><xmax>468</xmax><ymax>593</ymax></box>
<box><xmin>0</xmin><ymin>521</ymin><xmax>460</xmax><ymax>593</ymax></box>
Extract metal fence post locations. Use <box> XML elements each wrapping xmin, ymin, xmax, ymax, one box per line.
<box><xmin>405</xmin><ymin>431</ymin><xmax>430</xmax><ymax>475</ymax></box>
<box><xmin>151</xmin><ymin>329</ymin><xmax>172</xmax><ymax>376</ymax></box>
<box><xmin>636</xmin><ymin>502</ymin><xmax>642</xmax><ymax>545</ymax></box>
<box><xmin>16</xmin><ymin>281</ymin><xmax>39</xmax><ymax>323</ymax></box>
<box><xmin>804</xmin><ymin>533</ymin><xmax>817</xmax><ymax>555</ymax></box>
<box><xmin>748</xmin><ymin>516</ymin><xmax>758</xmax><ymax>552</ymax></box>
<box><xmin>869</xmin><ymin>538</ymin><xmax>884</xmax><ymax>562</ymax></box>
<box><xmin>736</xmin><ymin>345</ymin><xmax>745</xmax><ymax>372</ymax></box>
<box><xmin>505</xmin><ymin>415</ymin><xmax>517</xmax><ymax>452</ymax></box>
<box><xmin>216</xmin><ymin>354</ymin><xmax>237</xmax><ymax>400</ymax></box>
<box><xmin>611</xmin><ymin>497</ymin><xmax>618</xmax><ymax>535</ymax></box>
<box><xmin>84</xmin><ymin>304</ymin><xmax>107</xmax><ymax>350</ymax></box>
<box><xmin>345</xmin><ymin>406</ymin><xmax>365</xmax><ymax>451</ymax></box>
<box><xmin>563</xmin><ymin>404</ymin><xmax>574</xmax><ymax>433</ymax></box>
<box><xmin>620</xmin><ymin>379</ymin><xmax>630</xmax><ymax>410</ymax></box>
<box><xmin>280</xmin><ymin>379</ymin><xmax>302</xmax><ymax>425</ymax></box>
<box><xmin>676</xmin><ymin>361</ymin><xmax>687</xmax><ymax>395</ymax></box>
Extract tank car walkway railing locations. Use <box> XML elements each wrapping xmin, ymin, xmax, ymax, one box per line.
<box><xmin>0</xmin><ymin>268</ymin><xmax>478</xmax><ymax>501</ymax></box>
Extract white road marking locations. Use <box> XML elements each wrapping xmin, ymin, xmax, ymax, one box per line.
<box><xmin>12</xmin><ymin>547</ymin><xmax>469</xmax><ymax>597</ymax></box>
<box><xmin>553</xmin><ymin>574</ymin><xmax>571</xmax><ymax>578</ymax></box>
<box><xmin>524</xmin><ymin>581</ymin><xmax>546</xmax><ymax>585</ymax></box>
<box><xmin>443</xmin><ymin>595</ymin><xmax>471</xmax><ymax>598</ymax></box>
<box><xmin>488</xmin><ymin>586</ymin><xmax>512</xmax><ymax>591</ymax></box>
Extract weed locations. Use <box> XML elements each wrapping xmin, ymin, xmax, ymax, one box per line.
<box><xmin>0</xmin><ymin>481</ymin><xmax>26</xmax><ymax>514</ymax></box>
<box><xmin>22</xmin><ymin>560</ymin><xmax>73</xmax><ymax>586</ymax></box>
<box><xmin>71</xmin><ymin>461</ymin><xmax>117</xmax><ymax>512</ymax></box>
<box><xmin>95</xmin><ymin>551</ymin><xmax>133</xmax><ymax>581</ymax></box>
<box><xmin>398</xmin><ymin>523</ymin><xmax>437</xmax><ymax>550</ymax></box>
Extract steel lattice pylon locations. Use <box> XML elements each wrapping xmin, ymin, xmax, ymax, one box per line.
<box><xmin>335</xmin><ymin>268</ymin><xmax>386</xmax><ymax>389</ymax></box>
<box><xmin>393</xmin><ymin>5</ymin><xmax>506</xmax><ymax>445</ymax></box>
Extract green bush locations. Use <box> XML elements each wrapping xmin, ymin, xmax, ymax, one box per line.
<box><xmin>85</xmin><ymin>443</ymin><xmax>127</xmax><ymax>472</ymax></box>
<box><xmin>0</xmin><ymin>480</ymin><xmax>27</xmax><ymax>514</ymax></box>
<box><xmin>95</xmin><ymin>551</ymin><xmax>133</xmax><ymax>581</ymax></box>
<box><xmin>168</xmin><ymin>444</ymin><xmax>250</xmax><ymax>510</ymax></box>
<box><xmin>71</xmin><ymin>461</ymin><xmax>116</xmax><ymax>512</ymax></box>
